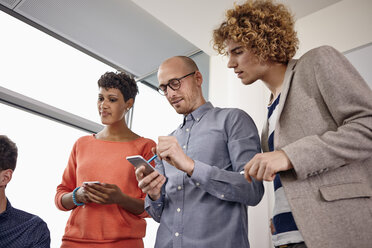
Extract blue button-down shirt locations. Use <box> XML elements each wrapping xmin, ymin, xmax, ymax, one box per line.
<box><xmin>0</xmin><ymin>199</ymin><xmax>50</xmax><ymax>248</ymax></box>
<box><xmin>145</xmin><ymin>102</ymin><xmax>264</xmax><ymax>248</ymax></box>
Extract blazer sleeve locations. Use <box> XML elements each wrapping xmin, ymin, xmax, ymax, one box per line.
<box><xmin>282</xmin><ymin>46</ymin><xmax>372</xmax><ymax>180</ymax></box>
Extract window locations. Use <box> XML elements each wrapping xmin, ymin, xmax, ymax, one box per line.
<box><xmin>0</xmin><ymin>11</ymin><xmax>112</xmax><ymax>123</ymax></box>
<box><xmin>0</xmin><ymin>103</ymin><xmax>85</xmax><ymax>247</ymax></box>
<box><xmin>132</xmin><ymin>83</ymin><xmax>183</xmax><ymax>141</ymax></box>
<box><xmin>1</xmin><ymin>10</ymin><xmax>181</xmax><ymax>247</ymax></box>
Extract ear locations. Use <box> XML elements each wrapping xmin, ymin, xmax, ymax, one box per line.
<box><xmin>125</xmin><ymin>98</ymin><xmax>134</xmax><ymax>110</ymax></box>
<box><xmin>0</xmin><ymin>169</ymin><xmax>13</xmax><ymax>187</ymax></box>
<box><xmin>195</xmin><ymin>71</ymin><xmax>203</xmax><ymax>87</ymax></box>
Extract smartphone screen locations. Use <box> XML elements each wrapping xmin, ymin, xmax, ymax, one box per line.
<box><xmin>83</xmin><ymin>181</ymin><xmax>101</xmax><ymax>185</ymax></box>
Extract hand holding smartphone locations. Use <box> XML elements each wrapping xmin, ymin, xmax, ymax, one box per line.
<box><xmin>126</xmin><ymin>155</ymin><xmax>155</xmax><ymax>176</ymax></box>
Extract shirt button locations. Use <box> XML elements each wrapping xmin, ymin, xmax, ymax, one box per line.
<box><xmin>186</xmin><ymin>128</ymin><xmax>189</xmax><ymax>132</ymax></box>
<box><xmin>196</xmin><ymin>182</ymin><xmax>200</xmax><ymax>186</ymax></box>
<box><xmin>177</xmin><ymin>208</ymin><xmax>181</xmax><ymax>212</ymax></box>
<box><xmin>183</xmin><ymin>145</ymin><xmax>186</xmax><ymax>149</ymax></box>
<box><xmin>221</xmin><ymin>194</ymin><xmax>225</xmax><ymax>198</ymax></box>
<box><xmin>177</xmin><ymin>186</ymin><xmax>182</xmax><ymax>190</ymax></box>
<box><xmin>175</xmin><ymin>232</ymin><xmax>179</xmax><ymax>237</ymax></box>
<box><xmin>196</xmin><ymin>118</ymin><xmax>200</xmax><ymax>121</ymax></box>
<box><xmin>158</xmin><ymin>204</ymin><xmax>162</xmax><ymax>207</ymax></box>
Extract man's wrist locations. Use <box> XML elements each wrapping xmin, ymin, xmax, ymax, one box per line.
<box><xmin>149</xmin><ymin>193</ymin><xmax>161</xmax><ymax>201</ymax></box>
<box><xmin>186</xmin><ymin>159</ymin><xmax>195</xmax><ymax>176</ymax></box>
<box><xmin>279</xmin><ymin>150</ymin><xmax>293</xmax><ymax>170</ymax></box>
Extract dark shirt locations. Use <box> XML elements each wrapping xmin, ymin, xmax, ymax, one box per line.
<box><xmin>0</xmin><ymin>199</ymin><xmax>50</xmax><ymax>248</ymax></box>
<box><xmin>146</xmin><ymin>102</ymin><xmax>264</xmax><ymax>248</ymax></box>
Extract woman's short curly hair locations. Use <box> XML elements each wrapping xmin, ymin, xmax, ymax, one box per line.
<box><xmin>98</xmin><ymin>71</ymin><xmax>138</xmax><ymax>102</ymax></box>
<box><xmin>213</xmin><ymin>0</ymin><xmax>298</xmax><ymax>63</ymax></box>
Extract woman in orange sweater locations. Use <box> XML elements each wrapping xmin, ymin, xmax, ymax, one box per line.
<box><xmin>55</xmin><ymin>71</ymin><xmax>156</xmax><ymax>248</ymax></box>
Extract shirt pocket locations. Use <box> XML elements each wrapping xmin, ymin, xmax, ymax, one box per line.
<box><xmin>319</xmin><ymin>182</ymin><xmax>371</xmax><ymax>201</ymax></box>
<box><xmin>189</xmin><ymin>130</ymin><xmax>227</xmax><ymax>166</ymax></box>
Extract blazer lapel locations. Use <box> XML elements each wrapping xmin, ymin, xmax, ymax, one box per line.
<box><xmin>261</xmin><ymin>121</ymin><xmax>269</xmax><ymax>152</ymax></box>
<box><xmin>274</xmin><ymin>59</ymin><xmax>297</xmax><ymax>148</ymax></box>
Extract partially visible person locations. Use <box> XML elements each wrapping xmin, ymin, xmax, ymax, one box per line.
<box><xmin>0</xmin><ymin>135</ymin><xmax>51</xmax><ymax>248</ymax></box>
<box><xmin>55</xmin><ymin>72</ymin><xmax>156</xmax><ymax>248</ymax></box>
<box><xmin>136</xmin><ymin>56</ymin><xmax>264</xmax><ymax>248</ymax></box>
<box><xmin>213</xmin><ymin>1</ymin><xmax>372</xmax><ymax>248</ymax></box>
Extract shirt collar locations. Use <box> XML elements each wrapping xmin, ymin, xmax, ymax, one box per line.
<box><xmin>0</xmin><ymin>198</ymin><xmax>12</xmax><ymax>218</ymax></box>
<box><xmin>181</xmin><ymin>102</ymin><xmax>213</xmax><ymax>127</ymax></box>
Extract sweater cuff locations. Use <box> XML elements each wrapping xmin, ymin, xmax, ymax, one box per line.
<box><xmin>55</xmin><ymin>192</ymin><xmax>70</xmax><ymax>211</ymax></box>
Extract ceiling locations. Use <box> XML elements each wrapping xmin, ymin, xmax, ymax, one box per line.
<box><xmin>0</xmin><ymin>0</ymin><xmax>342</xmax><ymax>87</ymax></box>
<box><xmin>132</xmin><ymin>0</ymin><xmax>342</xmax><ymax>56</ymax></box>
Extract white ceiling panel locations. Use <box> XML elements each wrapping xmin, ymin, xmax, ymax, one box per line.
<box><xmin>13</xmin><ymin>0</ymin><xmax>200</xmax><ymax>77</ymax></box>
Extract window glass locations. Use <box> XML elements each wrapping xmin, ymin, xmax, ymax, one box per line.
<box><xmin>0</xmin><ymin>11</ymin><xmax>113</xmax><ymax>123</ymax></box>
<box><xmin>1</xmin><ymin>10</ymin><xmax>183</xmax><ymax>248</ymax></box>
<box><xmin>132</xmin><ymin>83</ymin><xmax>183</xmax><ymax>141</ymax></box>
<box><xmin>0</xmin><ymin>103</ymin><xmax>86</xmax><ymax>248</ymax></box>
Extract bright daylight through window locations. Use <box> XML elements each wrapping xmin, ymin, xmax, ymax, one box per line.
<box><xmin>0</xmin><ymin>10</ymin><xmax>181</xmax><ymax>248</ymax></box>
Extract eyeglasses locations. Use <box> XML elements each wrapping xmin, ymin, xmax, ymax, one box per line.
<box><xmin>157</xmin><ymin>71</ymin><xmax>196</xmax><ymax>95</ymax></box>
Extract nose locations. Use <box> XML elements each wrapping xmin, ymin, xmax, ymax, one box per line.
<box><xmin>100</xmin><ymin>99</ymin><xmax>108</xmax><ymax>109</ymax></box>
<box><xmin>227</xmin><ymin>56</ymin><xmax>236</xmax><ymax>69</ymax></box>
<box><xmin>166</xmin><ymin>86</ymin><xmax>177</xmax><ymax>98</ymax></box>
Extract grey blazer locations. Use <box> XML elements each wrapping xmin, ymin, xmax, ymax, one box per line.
<box><xmin>262</xmin><ymin>46</ymin><xmax>372</xmax><ymax>248</ymax></box>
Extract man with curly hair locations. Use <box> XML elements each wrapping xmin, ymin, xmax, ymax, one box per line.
<box><xmin>0</xmin><ymin>135</ymin><xmax>50</xmax><ymax>247</ymax></box>
<box><xmin>213</xmin><ymin>1</ymin><xmax>372</xmax><ymax>248</ymax></box>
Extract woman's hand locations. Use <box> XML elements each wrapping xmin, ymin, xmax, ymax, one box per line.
<box><xmin>75</xmin><ymin>186</ymin><xmax>91</xmax><ymax>204</ymax></box>
<box><xmin>83</xmin><ymin>182</ymin><xmax>145</xmax><ymax>215</ymax></box>
<box><xmin>83</xmin><ymin>183</ymin><xmax>123</xmax><ymax>205</ymax></box>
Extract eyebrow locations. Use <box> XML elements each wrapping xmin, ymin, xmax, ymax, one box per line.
<box><xmin>98</xmin><ymin>93</ymin><xmax>119</xmax><ymax>97</ymax></box>
<box><xmin>228</xmin><ymin>46</ymin><xmax>244</xmax><ymax>55</ymax></box>
<box><xmin>159</xmin><ymin>77</ymin><xmax>178</xmax><ymax>86</ymax></box>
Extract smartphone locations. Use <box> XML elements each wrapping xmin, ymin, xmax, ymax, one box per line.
<box><xmin>83</xmin><ymin>181</ymin><xmax>101</xmax><ymax>185</ymax></box>
<box><xmin>126</xmin><ymin>155</ymin><xmax>155</xmax><ymax>176</ymax></box>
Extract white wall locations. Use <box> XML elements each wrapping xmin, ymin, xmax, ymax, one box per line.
<box><xmin>345</xmin><ymin>43</ymin><xmax>372</xmax><ymax>89</ymax></box>
<box><xmin>296</xmin><ymin>0</ymin><xmax>372</xmax><ymax>56</ymax></box>
<box><xmin>208</xmin><ymin>0</ymin><xmax>372</xmax><ymax>247</ymax></box>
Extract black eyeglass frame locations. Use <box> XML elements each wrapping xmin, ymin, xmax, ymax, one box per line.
<box><xmin>157</xmin><ymin>71</ymin><xmax>196</xmax><ymax>95</ymax></box>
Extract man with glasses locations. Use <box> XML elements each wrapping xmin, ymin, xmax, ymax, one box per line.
<box><xmin>136</xmin><ymin>56</ymin><xmax>264</xmax><ymax>248</ymax></box>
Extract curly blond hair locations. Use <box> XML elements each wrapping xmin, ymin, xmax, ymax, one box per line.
<box><xmin>213</xmin><ymin>0</ymin><xmax>298</xmax><ymax>63</ymax></box>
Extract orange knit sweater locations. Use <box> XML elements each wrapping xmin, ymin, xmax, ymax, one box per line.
<box><xmin>55</xmin><ymin>135</ymin><xmax>156</xmax><ymax>248</ymax></box>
